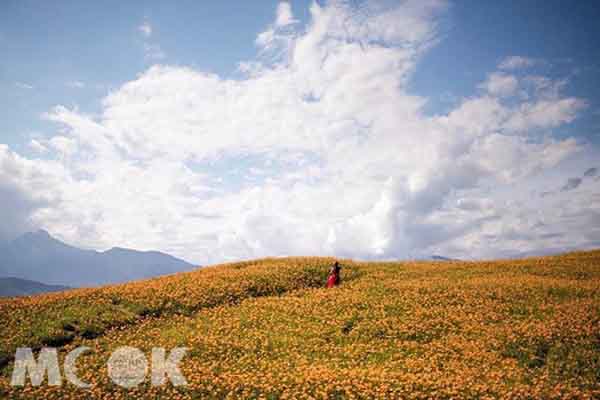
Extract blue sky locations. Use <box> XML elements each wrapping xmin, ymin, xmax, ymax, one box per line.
<box><xmin>1</xmin><ymin>0</ymin><xmax>599</xmax><ymax>263</ymax></box>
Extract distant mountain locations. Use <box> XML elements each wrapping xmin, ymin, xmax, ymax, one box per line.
<box><xmin>411</xmin><ymin>255</ymin><xmax>456</xmax><ymax>261</ymax></box>
<box><xmin>0</xmin><ymin>230</ymin><xmax>196</xmax><ymax>287</ymax></box>
<box><xmin>429</xmin><ymin>255</ymin><xmax>455</xmax><ymax>261</ymax></box>
<box><xmin>0</xmin><ymin>277</ymin><xmax>69</xmax><ymax>297</ymax></box>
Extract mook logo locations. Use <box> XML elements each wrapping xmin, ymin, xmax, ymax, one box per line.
<box><xmin>11</xmin><ymin>346</ymin><xmax>188</xmax><ymax>388</ymax></box>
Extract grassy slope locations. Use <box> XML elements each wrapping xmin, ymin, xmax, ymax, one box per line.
<box><xmin>1</xmin><ymin>252</ymin><xmax>599</xmax><ymax>399</ymax></box>
<box><xmin>0</xmin><ymin>257</ymin><xmax>341</xmax><ymax>367</ymax></box>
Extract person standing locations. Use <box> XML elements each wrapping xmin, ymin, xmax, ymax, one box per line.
<box><xmin>327</xmin><ymin>261</ymin><xmax>341</xmax><ymax>288</ymax></box>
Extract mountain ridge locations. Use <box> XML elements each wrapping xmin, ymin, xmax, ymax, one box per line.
<box><xmin>0</xmin><ymin>277</ymin><xmax>70</xmax><ymax>297</ymax></box>
<box><xmin>0</xmin><ymin>230</ymin><xmax>196</xmax><ymax>287</ymax></box>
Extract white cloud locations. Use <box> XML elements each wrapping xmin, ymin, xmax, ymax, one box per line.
<box><xmin>49</xmin><ymin>136</ymin><xmax>78</xmax><ymax>157</ymax></box>
<box><xmin>498</xmin><ymin>55</ymin><xmax>536</xmax><ymax>70</ymax></box>
<box><xmin>0</xmin><ymin>0</ymin><xmax>596</xmax><ymax>263</ymax></box>
<box><xmin>504</xmin><ymin>98</ymin><xmax>586</xmax><ymax>132</ymax></box>
<box><xmin>138</xmin><ymin>20</ymin><xmax>152</xmax><ymax>37</ymax></box>
<box><xmin>523</xmin><ymin>75</ymin><xmax>567</xmax><ymax>99</ymax></box>
<box><xmin>255</xmin><ymin>2</ymin><xmax>299</xmax><ymax>59</ymax></box>
<box><xmin>479</xmin><ymin>72</ymin><xmax>518</xmax><ymax>97</ymax></box>
<box><xmin>0</xmin><ymin>145</ymin><xmax>65</xmax><ymax>240</ymax></box>
<box><xmin>276</xmin><ymin>2</ymin><xmax>297</xmax><ymax>27</ymax></box>
<box><xmin>28</xmin><ymin>139</ymin><xmax>48</xmax><ymax>154</ymax></box>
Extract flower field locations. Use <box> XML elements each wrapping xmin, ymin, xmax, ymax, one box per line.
<box><xmin>1</xmin><ymin>251</ymin><xmax>599</xmax><ymax>399</ymax></box>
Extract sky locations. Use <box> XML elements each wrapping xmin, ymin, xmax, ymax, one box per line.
<box><xmin>1</xmin><ymin>0</ymin><xmax>599</xmax><ymax>264</ymax></box>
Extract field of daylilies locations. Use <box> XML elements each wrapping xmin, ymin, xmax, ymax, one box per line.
<box><xmin>1</xmin><ymin>251</ymin><xmax>599</xmax><ymax>399</ymax></box>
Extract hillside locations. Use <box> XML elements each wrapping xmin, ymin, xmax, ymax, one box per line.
<box><xmin>0</xmin><ymin>230</ymin><xmax>195</xmax><ymax>287</ymax></box>
<box><xmin>1</xmin><ymin>251</ymin><xmax>599</xmax><ymax>398</ymax></box>
<box><xmin>0</xmin><ymin>277</ymin><xmax>69</xmax><ymax>297</ymax></box>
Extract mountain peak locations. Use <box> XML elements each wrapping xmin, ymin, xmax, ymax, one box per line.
<box><xmin>19</xmin><ymin>229</ymin><xmax>54</xmax><ymax>242</ymax></box>
<box><xmin>10</xmin><ymin>229</ymin><xmax>70</xmax><ymax>252</ymax></box>
<box><xmin>33</xmin><ymin>229</ymin><xmax>51</xmax><ymax>238</ymax></box>
<box><xmin>1</xmin><ymin>232</ymin><xmax>194</xmax><ymax>287</ymax></box>
<box><xmin>104</xmin><ymin>246</ymin><xmax>142</xmax><ymax>253</ymax></box>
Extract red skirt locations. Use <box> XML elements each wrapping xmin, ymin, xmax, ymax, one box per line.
<box><xmin>326</xmin><ymin>273</ymin><xmax>339</xmax><ymax>288</ymax></box>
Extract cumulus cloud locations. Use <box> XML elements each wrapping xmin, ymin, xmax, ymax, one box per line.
<box><xmin>498</xmin><ymin>55</ymin><xmax>536</xmax><ymax>70</ymax></box>
<box><xmin>523</xmin><ymin>75</ymin><xmax>567</xmax><ymax>99</ymax></box>
<box><xmin>479</xmin><ymin>72</ymin><xmax>518</xmax><ymax>97</ymax></box>
<box><xmin>503</xmin><ymin>98</ymin><xmax>586</xmax><ymax>132</ymax></box>
<box><xmin>275</xmin><ymin>2</ymin><xmax>297</xmax><ymax>27</ymax></box>
<box><xmin>1</xmin><ymin>0</ymin><xmax>597</xmax><ymax>262</ymax></box>
<box><xmin>28</xmin><ymin>139</ymin><xmax>48</xmax><ymax>154</ymax></box>
<box><xmin>0</xmin><ymin>146</ymin><xmax>63</xmax><ymax>240</ymax></box>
